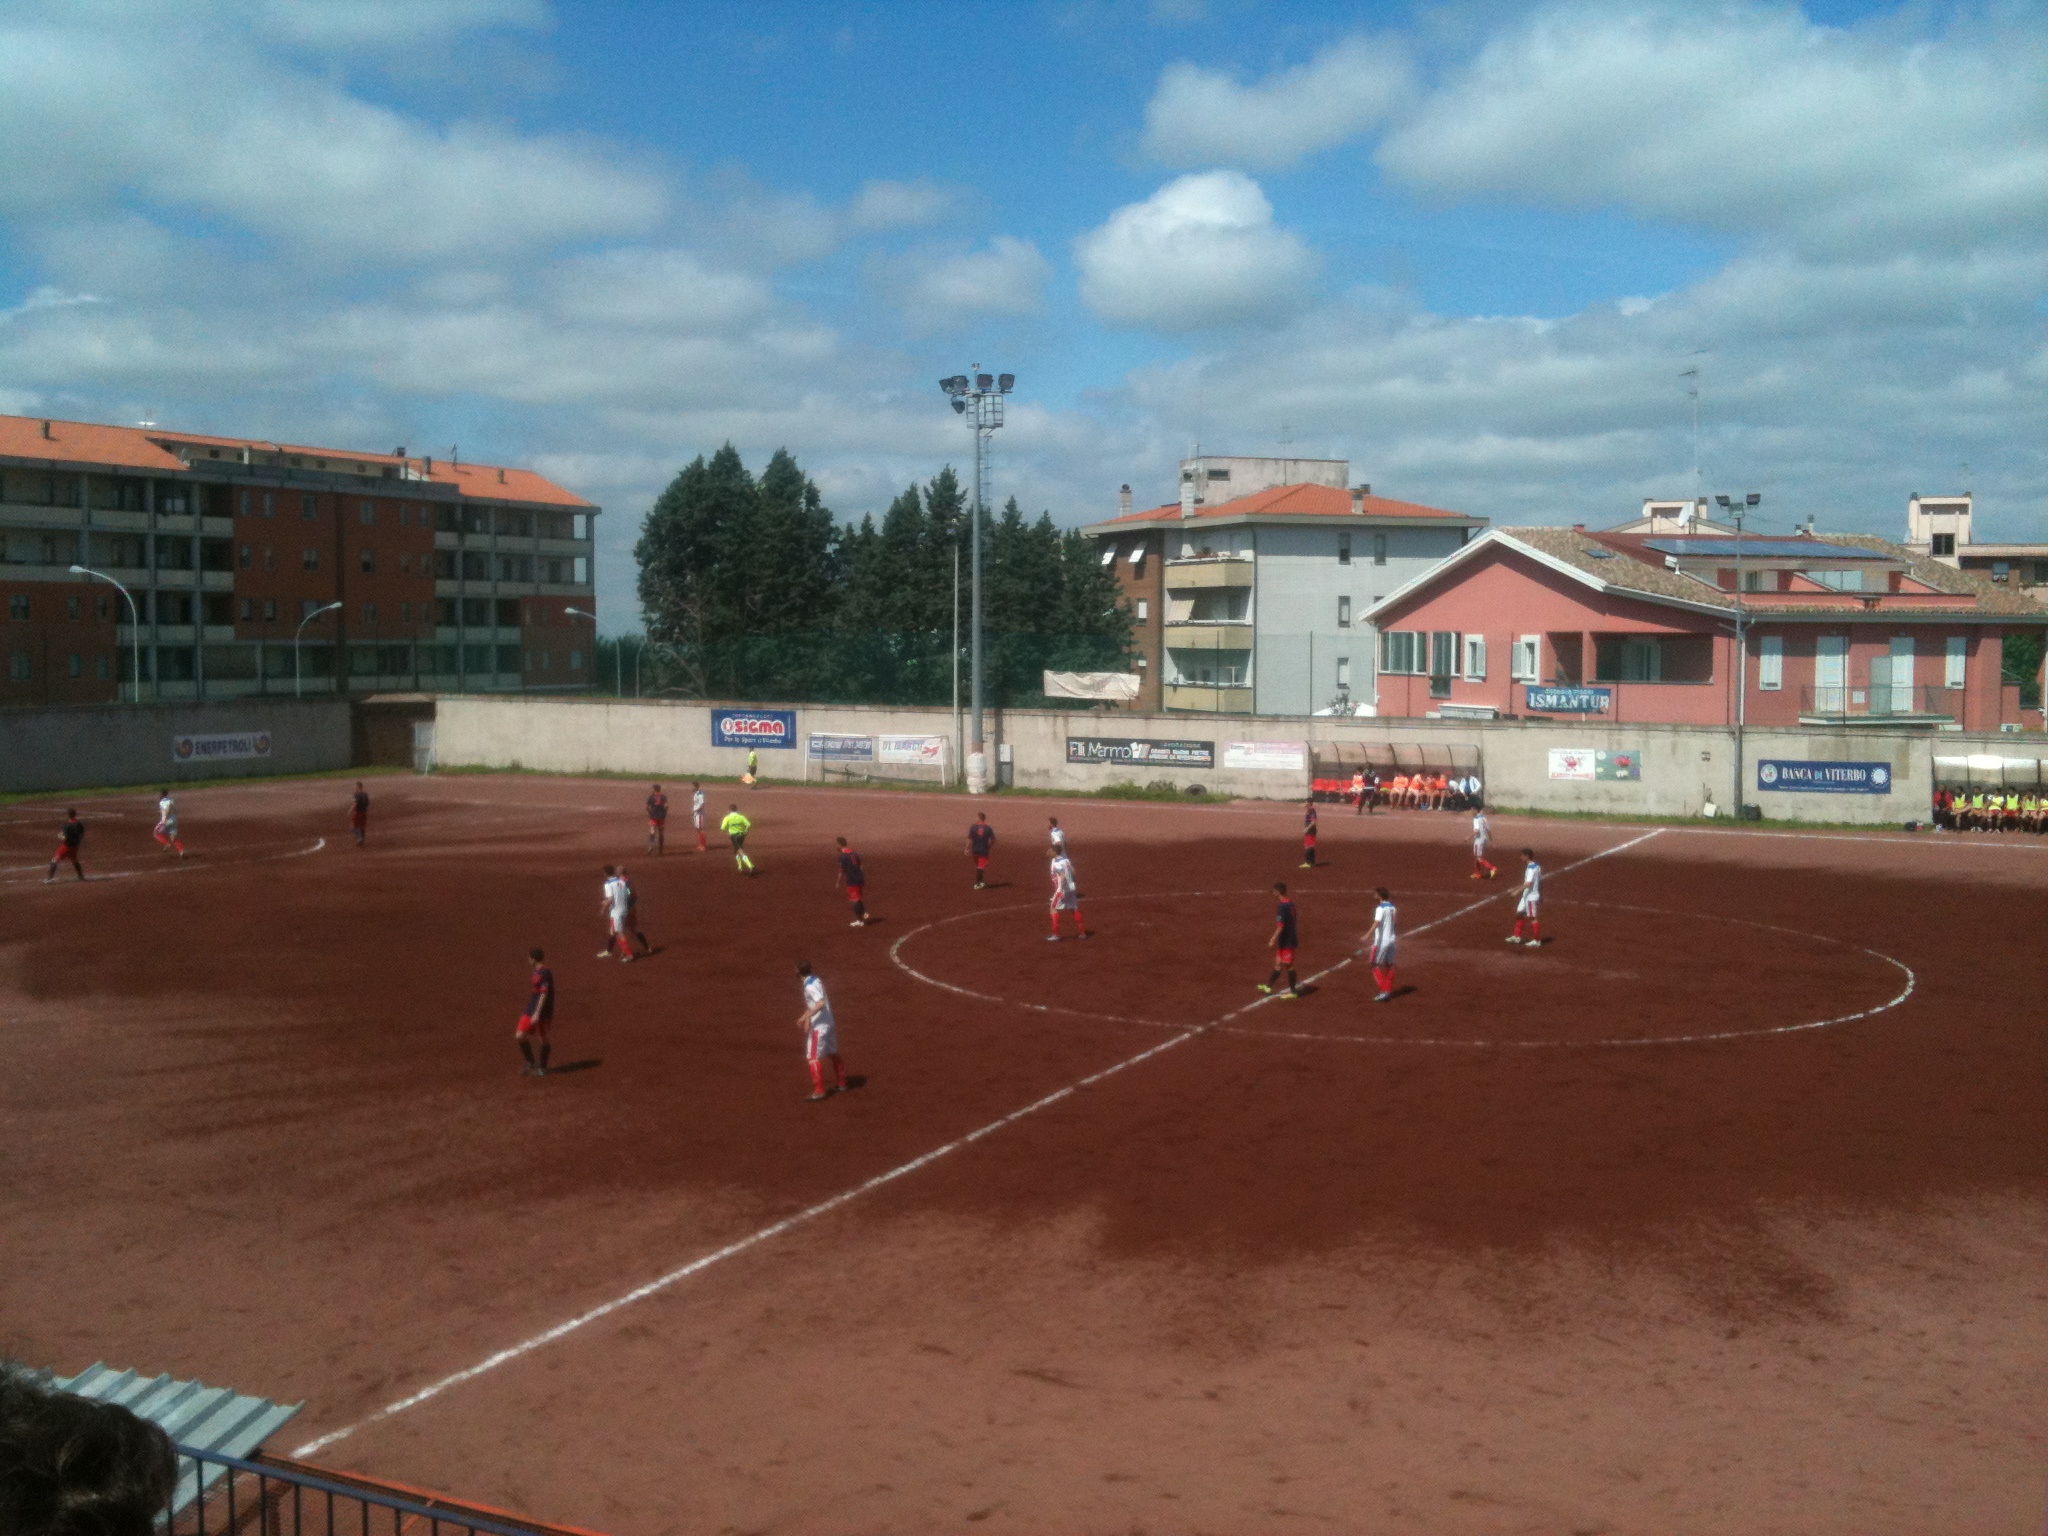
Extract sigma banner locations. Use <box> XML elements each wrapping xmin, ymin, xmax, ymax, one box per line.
<box><xmin>173</xmin><ymin>730</ymin><xmax>273</xmax><ymax>764</ymax></box>
<box><xmin>1757</xmin><ymin>759</ymin><xmax>1894</xmax><ymax>794</ymax></box>
<box><xmin>1525</xmin><ymin>685</ymin><xmax>1613</xmax><ymax>715</ymax></box>
<box><xmin>712</xmin><ymin>709</ymin><xmax>797</xmax><ymax>750</ymax></box>
<box><xmin>807</xmin><ymin>733</ymin><xmax>874</xmax><ymax>761</ymax></box>
<box><xmin>1067</xmin><ymin>736</ymin><xmax>1215</xmax><ymax>769</ymax></box>
<box><xmin>878</xmin><ymin>734</ymin><xmax>948</xmax><ymax>766</ymax></box>
<box><xmin>1223</xmin><ymin>741</ymin><xmax>1307</xmax><ymax>772</ymax></box>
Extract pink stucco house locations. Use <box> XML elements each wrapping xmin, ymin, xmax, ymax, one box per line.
<box><xmin>1365</xmin><ymin>525</ymin><xmax>2045</xmax><ymax>730</ymax></box>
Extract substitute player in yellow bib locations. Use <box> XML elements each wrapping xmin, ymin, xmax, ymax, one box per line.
<box><xmin>720</xmin><ymin>805</ymin><xmax>755</xmax><ymax>873</ymax></box>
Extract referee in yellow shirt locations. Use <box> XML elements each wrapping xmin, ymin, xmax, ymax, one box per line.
<box><xmin>720</xmin><ymin>804</ymin><xmax>756</xmax><ymax>873</ymax></box>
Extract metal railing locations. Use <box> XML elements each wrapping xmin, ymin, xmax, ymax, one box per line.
<box><xmin>1800</xmin><ymin>683</ymin><xmax>1958</xmax><ymax>719</ymax></box>
<box><xmin>166</xmin><ymin>1446</ymin><xmax>581</xmax><ymax>1536</ymax></box>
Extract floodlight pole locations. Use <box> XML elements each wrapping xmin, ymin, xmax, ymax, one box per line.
<box><xmin>940</xmin><ymin>368</ymin><xmax>1013</xmax><ymax>794</ymax></box>
<box><xmin>951</xmin><ymin>536</ymin><xmax>962</xmax><ymax>786</ymax></box>
<box><xmin>70</xmin><ymin>565</ymin><xmax>142</xmax><ymax>703</ymax></box>
<box><xmin>1715</xmin><ymin>493</ymin><xmax>1760</xmax><ymax>815</ymax></box>
<box><xmin>565</xmin><ymin>607</ymin><xmax>604</xmax><ymax>694</ymax></box>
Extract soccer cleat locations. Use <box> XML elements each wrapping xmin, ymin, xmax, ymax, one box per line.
<box><xmin>596</xmin><ymin>949</ymin><xmax>614</xmax><ymax>958</ymax></box>
<box><xmin>805</xmin><ymin>1090</ymin><xmax>830</xmax><ymax>1102</ymax></box>
<box><xmin>1045</xmin><ymin>934</ymin><xmax>1062</xmax><ymax>943</ymax></box>
<box><xmin>1281</xmin><ymin>990</ymin><xmax>1300</xmax><ymax>1001</ymax></box>
<box><xmin>1256</xmin><ymin>982</ymin><xmax>1273</xmax><ymax>994</ymax></box>
<box><xmin>1078</xmin><ymin>930</ymin><xmax>1094</xmax><ymax>940</ymax></box>
<box><xmin>1506</xmin><ymin>935</ymin><xmax>1522</xmax><ymax>945</ymax></box>
<box><xmin>1374</xmin><ymin>991</ymin><xmax>1392</xmax><ymax>1002</ymax></box>
<box><xmin>849</xmin><ymin>918</ymin><xmax>864</xmax><ymax>927</ymax></box>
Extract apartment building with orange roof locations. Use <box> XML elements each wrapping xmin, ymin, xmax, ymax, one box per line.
<box><xmin>0</xmin><ymin>413</ymin><xmax>598</xmax><ymax>705</ymax></box>
<box><xmin>1082</xmin><ymin>455</ymin><xmax>1484</xmax><ymax>714</ymax></box>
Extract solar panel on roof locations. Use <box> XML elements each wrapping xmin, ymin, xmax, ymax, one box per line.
<box><xmin>1642</xmin><ymin>538</ymin><xmax>1868</xmax><ymax>559</ymax></box>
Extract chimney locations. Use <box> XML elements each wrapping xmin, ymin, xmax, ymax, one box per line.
<box><xmin>1180</xmin><ymin>481</ymin><xmax>1197</xmax><ymax>519</ymax></box>
<box><xmin>40</xmin><ymin>420</ymin><xmax>53</xmax><ymax>440</ymax></box>
<box><xmin>1350</xmin><ymin>486</ymin><xmax>1364</xmax><ymax>514</ymax></box>
<box><xmin>497</xmin><ymin>467</ymin><xmax>507</xmax><ymax>485</ymax></box>
<box><xmin>1118</xmin><ymin>483</ymin><xmax>1132</xmax><ymax>516</ymax></box>
<box><xmin>423</xmin><ymin>455</ymin><xmax>433</xmax><ymax>476</ymax></box>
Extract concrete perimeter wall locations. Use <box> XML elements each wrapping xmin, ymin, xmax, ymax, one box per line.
<box><xmin>0</xmin><ymin>698</ymin><xmax>353</xmax><ymax>793</ymax></box>
<box><xmin>424</xmin><ymin>695</ymin><xmax>2020</xmax><ymax>826</ymax></box>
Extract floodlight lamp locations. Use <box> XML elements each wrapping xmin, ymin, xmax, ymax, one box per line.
<box><xmin>69</xmin><ymin>564</ymin><xmax>86</xmax><ymax>574</ymax></box>
<box><xmin>951</xmin><ymin>397</ymin><xmax>966</xmax><ymax>414</ymax></box>
<box><xmin>997</xmin><ymin>373</ymin><xmax>1015</xmax><ymax>393</ymax></box>
<box><xmin>975</xmin><ymin>373</ymin><xmax>993</xmax><ymax>391</ymax></box>
<box><xmin>1745</xmin><ymin>492</ymin><xmax>1760</xmax><ymax>507</ymax></box>
<box><xmin>1714</xmin><ymin>495</ymin><xmax>1732</xmax><ymax>509</ymax></box>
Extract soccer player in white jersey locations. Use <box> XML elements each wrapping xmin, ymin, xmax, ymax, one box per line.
<box><xmin>152</xmin><ymin>789</ymin><xmax>185</xmax><ymax>857</ymax></box>
<box><xmin>796</xmin><ymin>961</ymin><xmax>847</xmax><ymax>1102</ymax></box>
<box><xmin>597</xmin><ymin>864</ymin><xmax>636</xmax><ymax>962</ymax></box>
<box><xmin>1368</xmin><ymin>887</ymin><xmax>1398</xmax><ymax>1001</ymax></box>
<box><xmin>1047</xmin><ymin>816</ymin><xmax>1067</xmax><ymax>858</ymax></box>
<box><xmin>1508</xmin><ymin>848</ymin><xmax>1543</xmax><ymax>946</ymax></box>
<box><xmin>1470</xmin><ymin>809</ymin><xmax>1497</xmax><ymax>880</ymax></box>
<box><xmin>691</xmin><ymin>782</ymin><xmax>707</xmax><ymax>853</ymax></box>
<box><xmin>1047</xmin><ymin>851</ymin><xmax>1090</xmax><ymax>941</ymax></box>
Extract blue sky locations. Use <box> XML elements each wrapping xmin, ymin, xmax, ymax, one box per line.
<box><xmin>1</xmin><ymin>0</ymin><xmax>2042</xmax><ymax>630</ymax></box>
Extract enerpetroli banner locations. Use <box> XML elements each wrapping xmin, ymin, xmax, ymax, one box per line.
<box><xmin>173</xmin><ymin>731</ymin><xmax>273</xmax><ymax>764</ymax></box>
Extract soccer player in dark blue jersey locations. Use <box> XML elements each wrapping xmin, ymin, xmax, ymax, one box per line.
<box><xmin>1258</xmin><ymin>881</ymin><xmax>1301</xmax><ymax>998</ymax></box>
<box><xmin>517</xmin><ymin>948</ymin><xmax>554</xmax><ymax>1076</ymax></box>
<box><xmin>835</xmin><ymin>836</ymin><xmax>874</xmax><ymax>926</ymax></box>
<box><xmin>967</xmin><ymin>813</ymin><xmax>996</xmax><ymax>889</ymax></box>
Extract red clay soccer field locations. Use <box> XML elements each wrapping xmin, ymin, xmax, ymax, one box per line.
<box><xmin>3</xmin><ymin>774</ymin><xmax>2044</xmax><ymax>1534</ymax></box>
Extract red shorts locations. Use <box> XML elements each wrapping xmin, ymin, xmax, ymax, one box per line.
<box><xmin>845</xmin><ymin>885</ymin><xmax>864</xmax><ymax>902</ymax></box>
<box><xmin>1276</xmin><ymin>947</ymin><xmax>1296</xmax><ymax>966</ymax></box>
<box><xmin>52</xmin><ymin>844</ymin><xmax>78</xmax><ymax>863</ymax></box>
<box><xmin>974</xmin><ymin>855</ymin><xmax>990</xmax><ymax>869</ymax></box>
<box><xmin>350</xmin><ymin>813</ymin><xmax>366</xmax><ymax>828</ymax></box>
<box><xmin>516</xmin><ymin>1012</ymin><xmax>550</xmax><ymax>1038</ymax></box>
<box><xmin>649</xmin><ymin>818</ymin><xmax>666</xmax><ymax>831</ymax></box>
<box><xmin>1303</xmin><ymin>836</ymin><xmax>1317</xmax><ymax>848</ymax></box>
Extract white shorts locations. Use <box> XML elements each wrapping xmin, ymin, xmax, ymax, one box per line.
<box><xmin>1372</xmin><ymin>942</ymin><xmax>1397</xmax><ymax>967</ymax></box>
<box><xmin>807</xmin><ymin>1022</ymin><xmax>838</xmax><ymax>1061</ymax></box>
<box><xmin>1517</xmin><ymin>892</ymin><xmax>1539</xmax><ymax>917</ymax></box>
<box><xmin>1051</xmin><ymin>893</ymin><xmax>1078</xmax><ymax>912</ymax></box>
<box><xmin>610</xmin><ymin>912</ymin><xmax>632</xmax><ymax>935</ymax></box>
<box><xmin>157</xmin><ymin>819</ymin><xmax>177</xmax><ymax>837</ymax></box>
<box><xmin>1473</xmin><ymin>838</ymin><xmax>1488</xmax><ymax>857</ymax></box>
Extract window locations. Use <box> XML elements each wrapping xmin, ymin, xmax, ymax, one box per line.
<box><xmin>495</xmin><ymin>598</ymin><xmax>521</xmax><ymax>626</ymax></box>
<box><xmin>1337</xmin><ymin>595</ymin><xmax>1352</xmax><ymax>628</ymax></box>
<box><xmin>1991</xmin><ymin>561</ymin><xmax>2011</xmax><ymax>584</ymax></box>
<box><xmin>1337</xmin><ymin>534</ymin><xmax>1352</xmax><ymax>565</ymax></box>
<box><xmin>66</xmin><ymin>595</ymin><xmax>80</xmax><ymax>620</ymax></box>
<box><xmin>302</xmin><ymin>548</ymin><xmax>319</xmax><ymax>571</ymax></box>
<box><xmin>7</xmin><ymin>651</ymin><xmax>29</xmax><ymax>682</ymax></box>
<box><xmin>301</xmin><ymin>598</ymin><xmax>324</xmax><ymax>620</ymax></box>
<box><xmin>1380</xmin><ymin>630</ymin><xmax>1423</xmax><ymax>674</ymax></box>
<box><xmin>1335</xmin><ymin>656</ymin><xmax>1350</xmax><ymax>688</ymax></box>
<box><xmin>302</xmin><ymin>495</ymin><xmax>318</xmax><ymax>520</ymax></box>
<box><xmin>1463</xmin><ymin>635</ymin><xmax>1487</xmax><ymax>680</ymax></box>
<box><xmin>1945</xmin><ymin>634</ymin><xmax>1967</xmax><ymax>688</ymax></box>
<box><xmin>461</xmin><ymin>551</ymin><xmax>488</xmax><ymax>580</ymax></box>
<box><xmin>398</xmin><ymin>505</ymin><xmax>409</xmax><ymax>527</ymax></box>
<box><xmin>239</xmin><ymin>598</ymin><xmax>253</xmax><ymax>622</ymax></box>
<box><xmin>362</xmin><ymin>602</ymin><xmax>377</xmax><ymax>624</ymax></box>
<box><xmin>1135</xmin><ymin>599</ymin><xmax>1148</xmax><ymax>620</ymax></box>
<box><xmin>573</xmin><ymin>557</ymin><xmax>589</xmax><ymax>584</ymax></box>
<box><xmin>238</xmin><ymin>544</ymin><xmax>251</xmax><ymax>569</ymax></box>
<box><xmin>360</xmin><ymin>501</ymin><xmax>376</xmax><ymax>524</ymax></box>
<box><xmin>95</xmin><ymin>595</ymin><xmax>109</xmax><ymax>620</ymax></box>
<box><xmin>239</xmin><ymin>491</ymin><xmax>251</xmax><ymax>516</ymax></box>
<box><xmin>1931</xmin><ymin>533</ymin><xmax>1955</xmax><ymax>557</ymax></box>
<box><xmin>360</xmin><ymin>549</ymin><xmax>376</xmax><ymax>574</ymax></box>
<box><xmin>66</xmin><ymin>652</ymin><xmax>82</xmax><ymax>679</ymax></box>
<box><xmin>8</xmin><ymin>595</ymin><xmax>28</xmax><ymax>620</ymax></box>
<box><xmin>1372</xmin><ymin>533</ymin><xmax>1387</xmax><ymax>566</ymax></box>
<box><xmin>1758</xmin><ymin>633</ymin><xmax>1783</xmax><ymax>690</ymax></box>
<box><xmin>95</xmin><ymin>654</ymin><xmax>110</xmax><ymax>680</ymax></box>
<box><xmin>263</xmin><ymin>599</ymin><xmax>276</xmax><ymax>622</ymax></box>
<box><xmin>1805</xmin><ymin>568</ymin><xmax>1865</xmax><ymax>592</ymax></box>
<box><xmin>1594</xmin><ymin>636</ymin><xmax>1664</xmax><ymax>683</ymax></box>
<box><xmin>1511</xmin><ymin>634</ymin><xmax>1539</xmax><ymax>681</ymax></box>
<box><xmin>570</xmin><ymin>649</ymin><xmax>583</xmax><ymax>670</ymax></box>
<box><xmin>262</xmin><ymin>492</ymin><xmax>274</xmax><ymax>517</ymax></box>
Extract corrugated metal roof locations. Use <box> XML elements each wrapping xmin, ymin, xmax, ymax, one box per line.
<box><xmin>1643</xmin><ymin>537</ymin><xmax>1869</xmax><ymax>559</ymax></box>
<box><xmin>53</xmin><ymin>1362</ymin><xmax>302</xmax><ymax>1515</ymax></box>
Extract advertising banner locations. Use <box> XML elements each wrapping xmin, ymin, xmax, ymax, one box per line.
<box><xmin>172</xmin><ymin>730</ymin><xmax>273</xmax><ymax>764</ymax></box>
<box><xmin>712</xmin><ymin>709</ymin><xmax>797</xmax><ymax>750</ymax></box>
<box><xmin>1223</xmin><ymin>741</ymin><xmax>1308</xmax><ymax>772</ymax></box>
<box><xmin>806</xmin><ymin>733</ymin><xmax>874</xmax><ymax>761</ymax></box>
<box><xmin>1757</xmin><ymin>759</ymin><xmax>1894</xmax><ymax>794</ymax></box>
<box><xmin>1042</xmin><ymin>670</ymin><xmax>1141</xmax><ymax>701</ymax></box>
<box><xmin>1067</xmin><ymin>736</ymin><xmax>1216</xmax><ymax>769</ymax></box>
<box><xmin>878</xmin><ymin>734</ymin><xmax>948</xmax><ymax>766</ymax></box>
<box><xmin>1525</xmin><ymin>685</ymin><xmax>1613</xmax><ymax>715</ymax></box>
<box><xmin>1549</xmin><ymin>748</ymin><xmax>1641</xmax><ymax>781</ymax></box>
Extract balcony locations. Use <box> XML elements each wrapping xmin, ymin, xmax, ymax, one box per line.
<box><xmin>1164</xmin><ymin>682</ymin><xmax>1254</xmax><ymax>713</ymax></box>
<box><xmin>1165</xmin><ymin>555</ymin><xmax>1253</xmax><ymax>590</ymax></box>
<box><xmin>1799</xmin><ymin>683</ymin><xmax>1959</xmax><ymax>725</ymax></box>
<box><xmin>1163</xmin><ymin>620</ymin><xmax>1252</xmax><ymax>650</ymax></box>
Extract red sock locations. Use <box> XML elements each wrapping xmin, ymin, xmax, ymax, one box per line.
<box><xmin>1373</xmin><ymin>966</ymin><xmax>1395</xmax><ymax>993</ymax></box>
<box><xmin>809</xmin><ymin>1059</ymin><xmax>826</xmax><ymax>1094</ymax></box>
<box><xmin>1513</xmin><ymin>918</ymin><xmax>1525</xmax><ymax>939</ymax></box>
<box><xmin>1073</xmin><ymin>908</ymin><xmax>1087</xmax><ymax>931</ymax></box>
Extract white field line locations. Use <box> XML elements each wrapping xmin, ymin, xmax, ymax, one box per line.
<box><xmin>0</xmin><ymin>836</ymin><xmax>326</xmax><ymax>885</ymax></box>
<box><xmin>292</xmin><ymin>827</ymin><xmax>1665</xmax><ymax>1458</ymax></box>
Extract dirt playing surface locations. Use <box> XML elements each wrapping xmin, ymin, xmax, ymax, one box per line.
<box><xmin>3</xmin><ymin>776</ymin><xmax>2044</xmax><ymax>1534</ymax></box>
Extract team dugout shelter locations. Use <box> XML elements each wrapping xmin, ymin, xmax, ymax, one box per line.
<box><xmin>1363</xmin><ymin>524</ymin><xmax>2046</xmax><ymax>730</ymax></box>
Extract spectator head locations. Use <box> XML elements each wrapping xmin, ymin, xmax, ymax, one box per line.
<box><xmin>0</xmin><ymin>1365</ymin><xmax>177</xmax><ymax>1536</ymax></box>
<box><xmin>528</xmin><ymin>947</ymin><xmax>544</xmax><ymax>962</ymax></box>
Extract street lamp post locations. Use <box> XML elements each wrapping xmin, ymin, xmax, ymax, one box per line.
<box><xmin>69</xmin><ymin>565</ymin><xmax>141</xmax><ymax>703</ymax></box>
<box><xmin>939</xmin><ymin>368</ymin><xmax>1014</xmax><ymax>794</ymax></box>
<box><xmin>1714</xmin><ymin>492</ymin><xmax>1761</xmax><ymax>816</ymax></box>
<box><xmin>295</xmin><ymin>601</ymin><xmax>343</xmax><ymax>699</ymax></box>
<box><xmin>564</xmin><ymin>607</ymin><xmax>606</xmax><ymax>694</ymax></box>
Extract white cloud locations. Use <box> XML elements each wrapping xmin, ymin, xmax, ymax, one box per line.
<box><xmin>0</xmin><ymin>17</ymin><xmax>664</xmax><ymax>260</ymax></box>
<box><xmin>548</xmin><ymin>250</ymin><xmax>774</xmax><ymax>331</ymax></box>
<box><xmin>252</xmin><ymin>0</ymin><xmax>551</xmax><ymax>48</ymax></box>
<box><xmin>1377</xmin><ymin>4</ymin><xmax>2048</xmax><ymax>260</ymax></box>
<box><xmin>1143</xmin><ymin>34</ymin><xmax>1413</xmax><ymax>169</ymax></box>
<box><xmin>844</xmin><ymin>179</ymin><xmax>954</xmax><ymax>234</ymax></box>
<box><xmin>1076</xmin><ymin>170</ymin><xmax>1318</xmax><ymax>330</ymax></box>
<box><xmin>871</xmin><ymin>236</ymin><xmax>1052</xmax><ymax>332</ymax></box>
